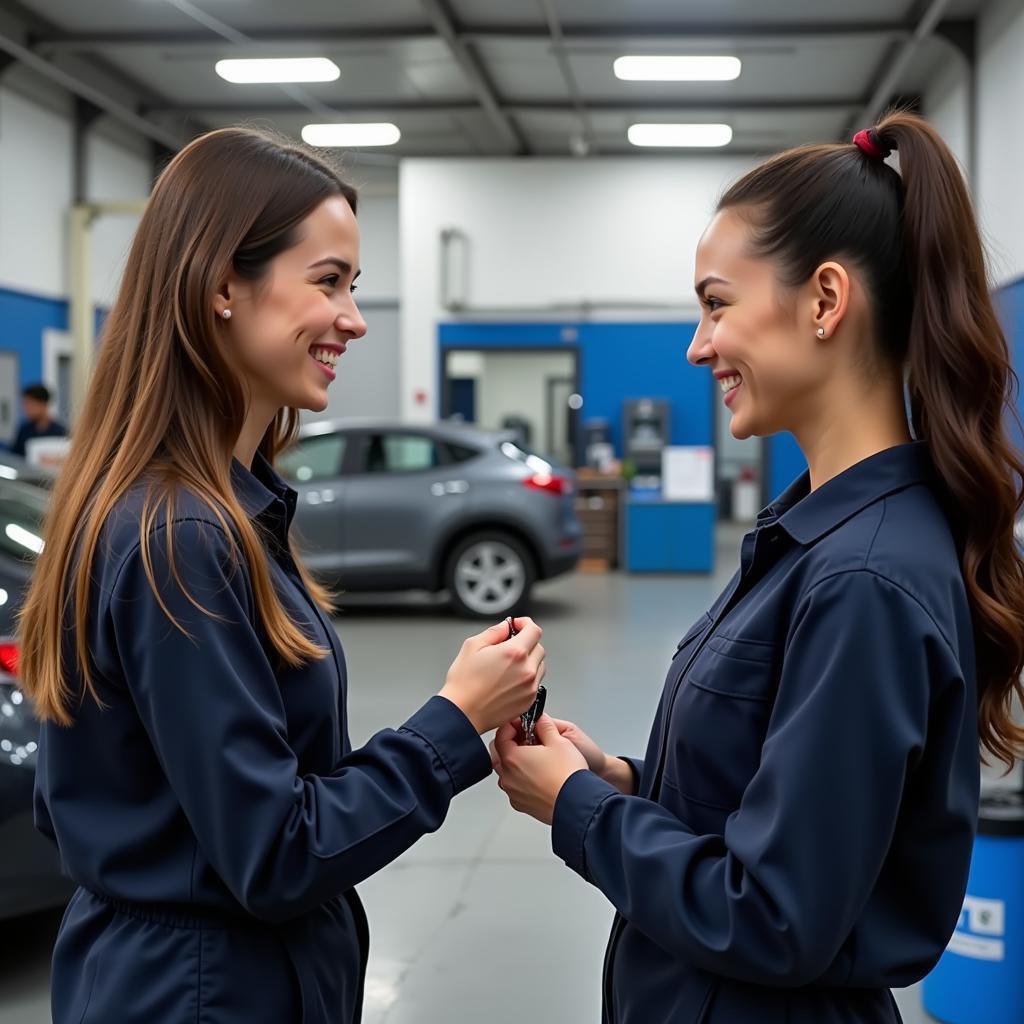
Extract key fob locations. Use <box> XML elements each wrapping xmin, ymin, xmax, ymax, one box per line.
<box><xmin>521</xmin><ymin>684</ymin><xmax>547</xmax><ymax>745</ymax></box>
<box><xmin>506</xmin><ymin>618</ymin><xmax>548</xmax><ymax>744</ymax></box>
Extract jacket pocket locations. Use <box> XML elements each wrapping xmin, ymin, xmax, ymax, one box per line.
<box><xmin>664</xmin><ymin>635</ymin><xmax>779</xmax><ymax>812</ymax></box>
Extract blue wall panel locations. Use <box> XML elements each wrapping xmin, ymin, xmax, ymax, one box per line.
<box><xmin>0</xmin><ymin>286</ymin><xmax>67</xmax><ymax>388</ymax></box>
<box><xmin>0</xmin><ymin>287</ymin><xmax>109</xmax><ymax>404</ymax></box>
<box><xmin>576</xmin><ymin>323</ymin><xmax>712</xmax><ymax>449</ymax></box>
<box><xmin>439</xmin><ymin>321</ymin><xmax>712</xmax><ymax>450</ymax></box>
<box><xmin>996</xmin><ymin>277</ymin><xmax>1024</xmax><ymax>451</ymax></box>
<box><xmin>766</xmin><ymin>431</ymin><xmax>806</xmax><ymax>503</ymax></box>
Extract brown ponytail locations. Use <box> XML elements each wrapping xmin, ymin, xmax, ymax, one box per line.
<box><xmin>877</xmin><ymin>111</ymin><xmax>1024</xmax><ymax>767</ymax></box>
<box><xmin>718</xmin><ymin>110</ymin><xmax>1024</xmax><ymax>767</ymax></box>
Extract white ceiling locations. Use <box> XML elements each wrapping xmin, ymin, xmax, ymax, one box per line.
<box><xmin>0</xmin><ymin>0</ymin><xmax>989</xmax><ymax>158</ymax></box>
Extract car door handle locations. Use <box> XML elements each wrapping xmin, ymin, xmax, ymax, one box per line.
<box><xmin>305</xmin><ymin>489</ymin><xmax>337</xmax><ymax>505</ymax></box>
<box><xmin>431</xmin><ymin>480</ymin><xmax>469</xmax><ymax>496</ymax></box>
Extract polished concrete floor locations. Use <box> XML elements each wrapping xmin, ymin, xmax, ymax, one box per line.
<box><xmin>0</xmin><ymin>533</ymin><xmax>938</xmax><ymax>1022</ymax></box>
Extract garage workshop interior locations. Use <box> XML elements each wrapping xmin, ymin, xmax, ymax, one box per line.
<box><xmin>0</xmin><ymin>1</ymin><xmax>1023</xmax><ymax>1022</ymax></box>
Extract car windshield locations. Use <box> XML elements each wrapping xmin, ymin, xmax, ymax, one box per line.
<box><xmin>0</xmin><ymin>481</ymin><xmax>48</xmax><ymax>561</ymax></box>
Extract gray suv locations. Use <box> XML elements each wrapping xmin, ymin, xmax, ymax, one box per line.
<box><xmin>278</xmin><ymin>420</ymin><xmax>583</xmax><ymax>617</ymax></box>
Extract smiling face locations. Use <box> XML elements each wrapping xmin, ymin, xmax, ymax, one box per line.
<box><xmin>215</xmin><ymin>195</ymin><xmax>367</xmax><ymax>415</ymax></box>
<box><xmin>687</xmin><ymin>208</ymin><xmax>836</xmax><ymax>440</ymax></box>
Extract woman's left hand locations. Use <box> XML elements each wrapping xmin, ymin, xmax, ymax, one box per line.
<box><xmin>492</xmin><ymin>715</ymin><xmax>588</xmax><ymax>825</ymax></box>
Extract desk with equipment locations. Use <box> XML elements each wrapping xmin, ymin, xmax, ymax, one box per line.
<box><xmin>580</xmin><ymin>400</ymin><xmax>715</xmax><ymax>574</ymax></box>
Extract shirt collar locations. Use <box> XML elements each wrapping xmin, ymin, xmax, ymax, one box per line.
<box><xmin>761</xmin><ymin>441</ymin><xmax>934</xmax><ymax>546</ymax></box>
<box><xmin>230</xmin><ymin>452</ymin><xmax>297</xmax><ymax>544</ymax></box>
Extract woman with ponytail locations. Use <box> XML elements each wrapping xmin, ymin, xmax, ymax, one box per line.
<box><xmin>492</xmin><ymin>111</ymin><xmax>1024</xmax><ymax>1023</ymax></box>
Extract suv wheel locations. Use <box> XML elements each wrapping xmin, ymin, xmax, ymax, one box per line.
<box><xmin>445</xmin><ymin>532</ymin><xmax>535</xmax><ymax>619</ymax></box>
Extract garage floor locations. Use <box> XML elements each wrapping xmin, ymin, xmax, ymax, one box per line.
<box><xmin>0</xmin><ymin>533</ymin><xmax>934</xmax><ymax>1022</ymax></box>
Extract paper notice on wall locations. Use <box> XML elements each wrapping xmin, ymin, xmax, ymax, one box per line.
<box><xmin>662</xmin><ymin>446</ymin><xmax>714</xmax><ymax>502</ymax></box>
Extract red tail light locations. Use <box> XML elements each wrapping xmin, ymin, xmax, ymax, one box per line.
<box><xmin>524</xmin><ymin>474</ymin><xmax>572</xmax><ymax>496</ymax></box>
<box><xmin>0</xmin><ymin>642</ymin><xmax>19</xmax><ymax>677</ymax></box>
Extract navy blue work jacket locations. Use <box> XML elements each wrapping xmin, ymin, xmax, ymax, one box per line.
<box><xmin>552</xmin><ymin>442</ymin><xmax>979</xmax><ymax>1024</ymax></box>
<box><xmin>34</xmin><ymin>454</ymin><xmax>492</xmax><ymax>1023</ymax></box>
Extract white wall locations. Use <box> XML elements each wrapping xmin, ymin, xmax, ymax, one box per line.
<box><xmin>0</xmin><ymin>71</ymin><xmax>402</xmax><ymax>307</ymax></box>
<box><xmin>977</xmin><ymin>0</ymin><xmax>1024</xmax><ymax>286</ymax></box>
<box><xmin>85</xmin><ymin>133</ymin><xmax>153</xmax><ymax>308</ymax></box>
<box><xmin>301</xmin><ymin>182</ymin><xmax>402</xmax><ymax>424</ymax></box>
<box><xmin>0</xmin><ymin>77</ymin><xmax>152</xmax><ymax>309</ymax></box>
<box><xmin>305</xmin><ymin>307</ymin><xmax>401</xmax><ymax>424</ymax></box>
<box><xmin>352</xmin><ymin>192</ymin><xmax>399</xmax><ymax>305</ymax></box>
<box><xmin>400</xmin><ymin>155</ymin><xmax>756</xmax><ymax>421</ymax></box>
<box><xmin>0</xmin><ymin>86</ymin><xmax>74</xmax><ymax>299</ymax></box>
<box><xmin>905</xmin><ymin>3</ymin><xmax>1024</xmax><ymax>288</ymax></box>
<box><xmin>923</xmin><ymin>56</ymin><xmax>971</xmax><ymax>175</ymax></box>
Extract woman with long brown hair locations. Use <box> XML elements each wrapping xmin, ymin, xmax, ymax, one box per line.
<box><xmin>492</xmin><ymin>111</ymin><xmax>1024</xmax><ymax>1023</ymax></box>
<box><xmin>19</xmin><ymin>127</ymin><xmax>545</xmax><ymax>1023</ymax></box>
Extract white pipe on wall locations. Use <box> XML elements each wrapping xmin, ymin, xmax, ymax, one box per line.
<box><xmin>69</xmin><ymin>199</ymin><xmax>148</xmax><ymax>424</ymax></box>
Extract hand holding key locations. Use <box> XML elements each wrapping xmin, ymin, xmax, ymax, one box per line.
<box><xmin>492</xmin><ymin>714</ymin><xmax>588</xmax><ymax>825</ymax></box>
<box><xmin>439</xmin><ymin>617</ymin><xmax>545</xmax><ymax>735</ymax></box>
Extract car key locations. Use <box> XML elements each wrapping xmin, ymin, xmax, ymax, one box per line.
<box><xmin>521</xmin><ymin>684</ymin><xmax>546</xmax><ymax>745</ymax></box>
<box><xmin>507</xmin><ymin>617</ymin><xmax>547</xmax><ymax>745</ymax></box>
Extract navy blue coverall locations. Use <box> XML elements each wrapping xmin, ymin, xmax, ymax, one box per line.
<box><xmin>551</xmin><ymin>442</ymin><xmax>980</xmax><ymax>1023</ymax></box>
<box><xmin>35</xmin><ymin>453</ymin><xmax>492</xmax><ymax>1023</ymax></box>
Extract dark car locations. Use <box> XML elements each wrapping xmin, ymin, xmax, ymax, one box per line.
<box><xmin>0</xmin><ymin>478</ymin><xmax>75</xmax><ymax>919</ymax></box>
<box><xmin>278</xmin><ymin>419</ymin><xmax>584</xmax><ymax>617</ymax></box>
<box><xmin>0</xmin><ymin>451</ymin><xmax>57</xmax><ymax>489</ymax></box>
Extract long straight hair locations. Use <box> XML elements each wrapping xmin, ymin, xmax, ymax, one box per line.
<box><xmin>718</xmin><ymin>110</ymin><xmax>1024</xmax><ymax>766</ymax></box>
<box><xmin>19</xmin><ymin>127</ymin><xmax>357</xmax><ymax>725</ymax></box>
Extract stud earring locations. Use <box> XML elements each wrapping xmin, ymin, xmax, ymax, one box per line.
<box><xmin>221</xmin><ymin>308</ymin><xmax>232</xmax><ymax>320</ymax></box>
<box><xmin>816</xmin><ymin>327</ymin><xmax>825</xmax><ymax>337</ymax></box>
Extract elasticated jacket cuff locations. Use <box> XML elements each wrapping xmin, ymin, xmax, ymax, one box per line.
<box><xmin>401</xmin><ymin>696</ymin><xmax>492</xmax><ymax>795</ymax></box>
<box><xmin>551</xmin><ymin>769</ymin><xmax>619</xmax><ymax>880</ymax></box>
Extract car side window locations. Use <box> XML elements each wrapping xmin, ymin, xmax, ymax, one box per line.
<box><xmin>365</xmin><ymin>434</ymin><xmax>439</xmax><ymax>473</ymax></box>
<box><xmin>277</xmin><ymin>434</ymin><xmax>347</xmax><ymax>483</ymax></box>
<box><xmin>440</xmin><ymin>442</ymin><xmax>479</xmax><ymax>465</ymax></box>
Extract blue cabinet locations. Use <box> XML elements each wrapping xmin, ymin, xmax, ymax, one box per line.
<box><xmin>625</xmin><ymin>499</ymin><xmax>715</xmax><ymax>573</ymax></box>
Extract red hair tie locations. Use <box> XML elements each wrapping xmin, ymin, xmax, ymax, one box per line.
<box><xmin>852</xmin><ymin>128</ymin><xmax>890</xmax><ymax>160</ymax></box>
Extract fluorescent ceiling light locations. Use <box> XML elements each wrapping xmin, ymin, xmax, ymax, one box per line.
<box><xmin>215</xmin><ymin>58</ymin><xmax>340</xmax><ymax>84</ymax></box>
<box><xmin>301</xmin><ymin>123</ymin><xmax>401</xmax><ymax>148</ymax></box>
<box><xmin>627</xmin><ymin>123</ymin><xmax>733</xmax><ymax>148</ymax></box>
<box><xmin>614</xmin><ymin>56</ymin><xmax>741</xmax><ymax>82</ymax></box>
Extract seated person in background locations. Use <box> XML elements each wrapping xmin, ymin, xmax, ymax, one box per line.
<box><xmin>10</xmin><ymin>383</ymin><xmax>67</xmax><ymax>458</ymax></box>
